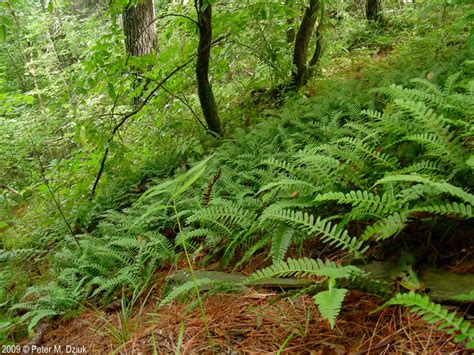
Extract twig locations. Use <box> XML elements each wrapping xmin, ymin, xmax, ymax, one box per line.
<box><xmin>28</xmin><ymin>137</ymin><xmax>82</xmax><ymax>250</ymax></box>
<box><xmin>90</xmin><ymin>34</ymin><xmax>229</xmax><ymax>197</ymax></box>
<box><xmin>0</xmin><ymin>184</ymin><xmax>19</xmax><ymax>195</ymax></box>
<box><xmin>160</xmin><ymin>84</ymin><xmax>209</xmax><ymax>132</ymax></box>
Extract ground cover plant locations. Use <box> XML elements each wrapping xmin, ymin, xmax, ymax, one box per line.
<box><xmin>1</xmin><ymin>0</ymin><xmax>473</xmax><ymax>352</ymax></box>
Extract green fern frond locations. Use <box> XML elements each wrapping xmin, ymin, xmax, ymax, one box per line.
<box><xmin>362</xmin><ymin>109</ymin><xmax>384</xmax><ymax>120</ymax></box>
<box><xmin>236</xmin><ymin>234</ymin><xmax>271</xmax><ymax>269</ymax></box>
<box><xmin>187</xmin><ymin>204</ymin><xmax>256</xmax><ymax>229</ymax></box>
<box><xmin>257</xmin><ymin>178</ymin><xmax>318</xmax><ymax>195</ymax></box>
<box><xmin>245</xmin><ymin>258</ymin><xmax>364</xmax><ymax>283</ymax></box>
<box><xmin>395</xmin><ymin>161</ymin><xmax>444</xmax><ymax>175</ymax></box>
<box><xmin>260</xmin><ymin>209</ymin><xmax>367</xmax><ymax>256</ymax></box>
<box><xmin>412</xmin><ymin>202</ymin><xmax>473</xmax><ymax>219</ymax></box>
<box><xmin>270</xmin><ymin>225</ymin><xmax>295</xmax><ymax>264</ymax></box>
<box><xmin>376</xmin><ymin>174</ymin><xmax>474</xmax><ymax>205</ymax></box>
<box><xmin>404</xmin><ymin>133</ymin><xmax>458</xmax><ymax>160</ymax></box>
<box><xmin>159</xmin><ymin>278</ymin><xmax>221</xmax><ymax>307</ymax></box>
<box><xmin>259</xmin><ymin>158</ymin><xmax>300</xmax><ymax>175</ymax></box>
<box><xmin>382</xmin><ymin>292</ymin><xmax>474</xmax><ymax>347</ymax></box>
<box><xmin>24</xmin><ymin>309</ymin><xmax>59</xmax><ymax>333</ymax></box>
<box><xmin>393</xmin><ymin>99</ymin><xmax>449</xmax><ymax>135</ymax></box>
<box><xmin>313</xmin><ymin>286</ymin><xmax>347</xmax><ymax>329</ymax></box>
<box><xmin>314</xmin><ymin>190</ymin><xmax>385</xmax><ymax>207</ymax></box>
<box><xmin>335</xmin><ymin>137</ymin><xmax>398</xmax><ymax>168</ymax></box>
<box><xmin>360</xmin><ymin>212</ymin><xmax>410</xmax><ymax>241</ymax></box>
<box><xmin>0</xmin><ymin>249</ymin><xmax>43</xmax><ymax>262</ymax></box>
<box><xmin>452</xmin><ymin>290</ymin><xmax>474</xmax><ymax>302</ymax></box>
<box><xmin>175</xmin><ymin>228</ymin><xmax>210</xmax><ymax>246</ymax></box>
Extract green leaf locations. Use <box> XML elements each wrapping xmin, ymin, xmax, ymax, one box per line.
<box><xmin>0</xmin><ymin>25</ymin><xmax>6</xmax><ymax>42</ymax></box>
<box><xmin>172</xmin><ymin>155</ymin><xmax>213</xmax><ymax>199</ymax></box>
<box><xmin>313</xmin><ymin>287</ymin><xmax>347</xmax><ymax>329</ymax></box>
<box><xmin>47</xmin><ymin>2</ymin><xmax>54</xmax><ymax>14</ymax></box>
<box><xmin>132</xmin><ymin>204</ymin><xmax>171</xmax><ymax>227</ymax></box>
<box><xmin>107</xmin><ymin>82</ymin><xmax>117</xmax><ymax>101</ymax></box>
<box><xmin>23</xmin><ymin>95</ymin><xmax>35</xmax><ymax>105</ymax></box>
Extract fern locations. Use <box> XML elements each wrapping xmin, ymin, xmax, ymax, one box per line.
<box><xmin>360</xmin><ymin>212</ymin><xmax>410</xmax><ymax>241</ymax></box>
<box><xmin>376</xmin><ymin>174</ymin><xmax>474</xmax><ymax>205</ymax></box>
<box><xmin>314</xmin><ymin>190</ymin><xmax>383</xmax><ymax>206</ymax></box>
<box><xmin>245</xmin><ymin>258</ymin><xmax>364</xmax><ymax>283</ymax></box>
<box><xmin>412</xmin><ymin>202</ymin><xmax>473</xmax><ymax>219</ymax></box>
<box><xmin>247</xmin><ymin>259</ymin><xmax>361</xmax><ymax>329</ymax></box>
<box><xmin>314</xmin><ymin>285</ymin><xmax>347</xmax><ymax>329</ymax></box>
<box><xmin>159</xmin><ymin>278</ymin><xmax>222</xmax><ymax>307</ymax></box>
<box><xmin>188</xmin><ymin>203</ymin><xmax>257</xmax><ymax>229</ymax></box>
<box><xmin>452</xmin><ymin>290</ymin><xmax>474</xmax><ymax>302</ymax></box>
<box><xmin>24</xmin><ymin>309</ymin><xmax>58</xmax><ymax>333</ymax></box>
<box><xmin>260</xmin><ymin>209</ymin><xmax>368</xmax><ymax>256</ymax></box>
<box><xmin>381</xmin><ymin>292</ymin><xmax>474</xmax><ymax>348</ymax></box>
<box><xmin>269</xmin><ymin>225</ymin><xmax>294</xmax><ymax>264</ymax></box>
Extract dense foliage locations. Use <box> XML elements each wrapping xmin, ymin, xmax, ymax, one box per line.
<box><xmin>1</xmin><ymin>0</ymin><xmax>473</xmax><ymax>349</ymax></box>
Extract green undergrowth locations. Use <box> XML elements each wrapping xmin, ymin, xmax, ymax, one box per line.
<box><xmin>1</xmin><ymin>3</ymin><xmax>473</xmax><ymax>347</ymax></box>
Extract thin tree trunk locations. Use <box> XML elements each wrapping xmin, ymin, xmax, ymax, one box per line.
<box><xmin>291</xmin><ymin>0</ymin><xmax>322</xmax><ymax>87</ymax></box>
<box><xmin>195</xmin><ymin>0</ymin><xmax>222</xmax><ymax>136</ymax></box>
<box><xmin>305</xmin><ymin>22</ymin><xmax>323</xmax><ymax>81</ymax></box>
<box><xmin>366</xmin><ymin>0</ymin><xmax>381</xmax><ymax>22</ymax></box>
<box><xmin>285</xmin><ymin>0</ymin><xmax>295</xmax><ymax>44</ymax></box>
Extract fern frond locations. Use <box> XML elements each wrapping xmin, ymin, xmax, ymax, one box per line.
<box><xmin>314</xmin><ymin>190</ymin><xmax>383</xmax><ymax>206</ymax></box>
<box><xmin>360</xmin><ymin>212</ymin><xmax>410</xmax><ymax>241</ymax></box>
<box><xmin>270</xmin><ymin>225</ymin><xmax>295</xmax><ymax>264</ymax></box>
<box><xmin>159</xmin><ymin>278</ymin><xmax>221</xmax><ymax>307</ymax></box>
<box><xmin>260</xmin><ymin>209</ymin><xmax>367</xmax><ymax>256</ymax></box>
<box><xmin>395</xmin><ymin>161</ymin><xmax>444</xmax><ymax>175</ymax></box>
<box><xmin>236</xmin><ymin>234</ymin><xmax>271</xmax><ymax>268</ymax></box>
<box><xmin>259</xmin><ymin>158</ymin><xmax>300</xmax><ymax>175</ymax></box>
<box><xmin>383</xmin><ymin>292</ymin><xmax>474</xmax><ymax>347</ymax></box>
<box><xmin>335</xmin><ymin>137</ymin><xmax>398</xmax><ymax>168</ymax></box>
<box><xmin>24</xmin><ymin>309</ymin><xmax>59</xmax><ymax>333</ymax></box>
<box><xmin>412</xmin><ymin>202</ymin><xmax>473</xmax><ymax>219</ymax></box>
<box><xmin>452</xmin><ymin>290</ymin><xmax>474</xmax><ymax>302</ymax></box>
<box><xmin>257</xmin><ymin>178</ymin><xmax>318</xmax><ymax>195</ymax></box>
<box><xmin>314</xmin><ymin>286</ymin><xmax>347</xmax><ymax>329</ymax></box>
<box><xmin>187</xmin><ymin>203</ymin><xmax>256</xmax><ymax>229</ymax></box>
<box><xmin>245</xmin><ymin>258</ymin><xmax>364</xmax><ymax>283</ymax></box>
<box><xmin>393</xmin><ymin>99</ymin><xmax>449</xmax><ymax>135</ymax></box>
<box><xmin>376</xmin><ymin>175</ymin><xmax>474</xmax><ymax>205</ymax></box>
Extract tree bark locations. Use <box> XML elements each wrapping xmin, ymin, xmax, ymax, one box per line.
<box><xmin>285</xmin><ymin>0</ymin><xmax>295</xmax><ymax>44</ymax></box>
<box><xmin>366</xmin><ymin>0</ymin><xmax>381</xmax><ymax>22</ymax></box>
<box><xmin>195</xmin><ymin>0</ymin><xmax>222</xmax><ymax>136</ymax></box>
<box><xmin>291</xmin><ymin>0</ymin><xmax>322</xmax><ymax>87</ymax></box>
<box><xmin>123</xmin><ymin>0</ymin><xmax>157</xmax><ymax>56</ymax></box>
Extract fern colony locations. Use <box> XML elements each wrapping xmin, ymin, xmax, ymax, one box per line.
<box><xmin>2</xmin><ymin>75</ymin><xmax>472</xmax><ymax>346</ymax></box>
<box><xmin>0</xmin><ymin>0</ymin><xmax>473</xmax><ymax>350</ymax></box>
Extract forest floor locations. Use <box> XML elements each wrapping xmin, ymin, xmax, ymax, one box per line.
<box><xmin>22</xmin><ymin>266</ymin><xmax>470</xmax><ymax>354</ymax></box>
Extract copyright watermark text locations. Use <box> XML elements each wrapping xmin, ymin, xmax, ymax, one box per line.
<box><xmin>2</xmin><ymin>344</ymin><xmax>87</xmax><ymax>354</ymax></box>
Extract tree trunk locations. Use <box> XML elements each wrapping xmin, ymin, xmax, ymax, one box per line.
<box><xmin>195</xmin><ymin>0</ymin><xmax>222</xmax><ymax>136</ymax></box>
<box><xmin>291</xmin><ymin>0</ymin><xmax>322</xmax><ymax>87</ymax></box>
<box><xmin>366</xmin><ymin>0</ymin><xmax>381</xmax><ymax>22</ymax></box>
<box><xmin>285</xmin><ymin>0</ymin><xmax>295</xmax><ymax>44</ymax></box>
<box><xmin>123</xmin><ymin>0</ymin><xmax>156</xmax><ymax>57</ymax></box>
